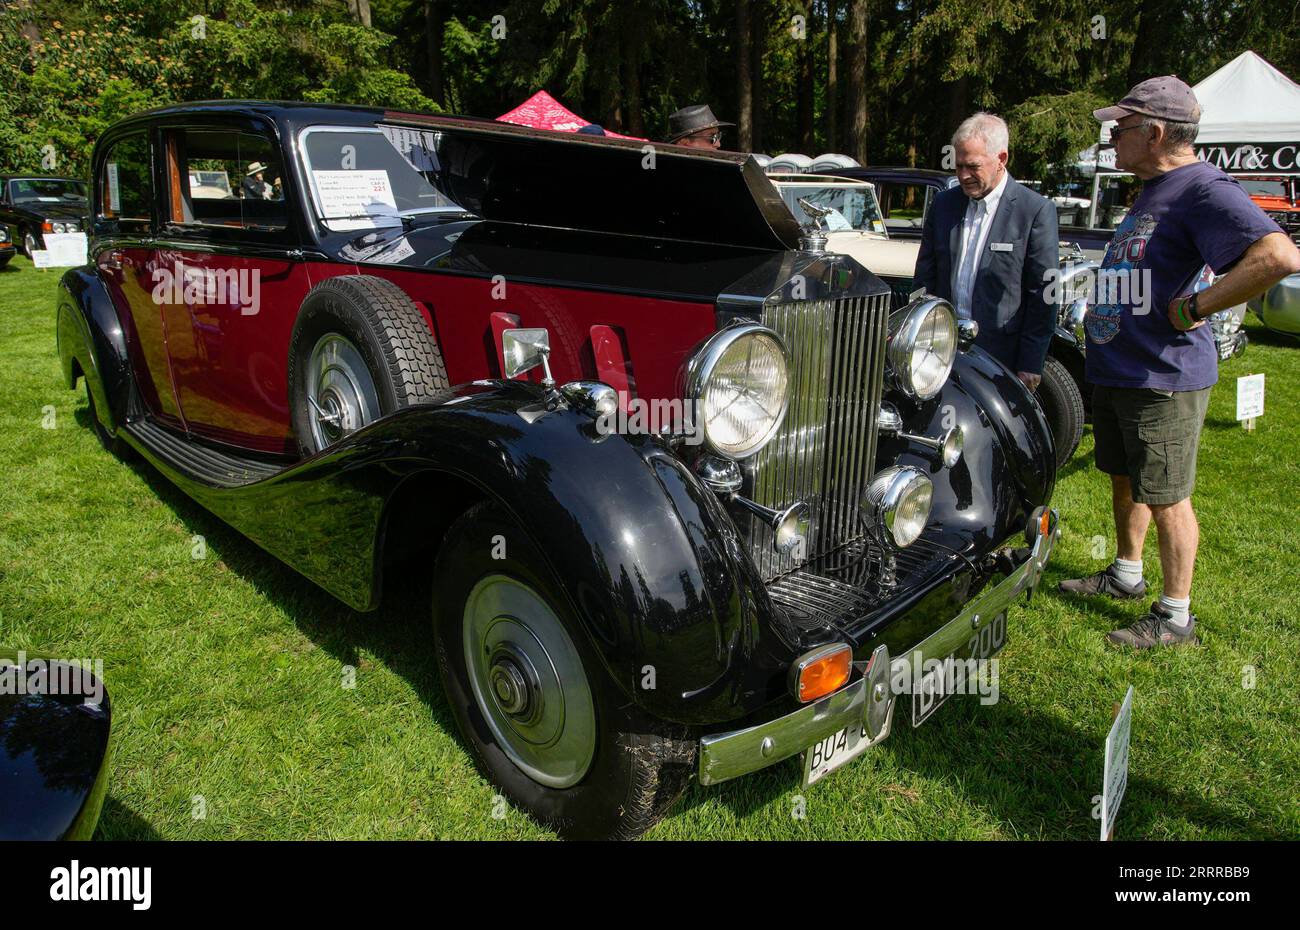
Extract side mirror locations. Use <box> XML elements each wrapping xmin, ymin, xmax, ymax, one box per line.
<box><xmin>502</xmin><ymin>328</ymin><xmax>553</xmax><ymax>383</ymax></box>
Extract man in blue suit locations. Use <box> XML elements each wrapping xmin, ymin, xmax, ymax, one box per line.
<box><xmin>913</xmin><ymin>113</ymin><xmax>1059</xmax><ymax>391</ymax></box>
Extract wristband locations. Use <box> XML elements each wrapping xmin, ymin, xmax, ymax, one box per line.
<box><xmin>1176</xmin><ymin>298</ymin><xmax>1195</xmax><ymax>328</ymax></box>
<box><xmin>1188</xmin><ymin>291</ymin><xmax>1203</xmax><ymax>321</ymax></box>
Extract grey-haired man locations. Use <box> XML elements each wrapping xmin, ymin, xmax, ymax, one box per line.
<box><xmin>913</xmin><ymin>112</ymin><xmax>1059</xmax><ymax>391</ymax></box>
<box><xmin>1059</xmin><ymin>76</ymin><xmax>1300</xmax><ymax>648</ymax></box>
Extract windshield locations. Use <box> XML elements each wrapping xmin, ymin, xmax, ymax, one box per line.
<box><xmin>300</xmin><ymin>125</ymin><xmax>468</xmax><ymax>231</ymax></box>
<box><xmin>1237</xmin><ymin>178</ymin><xmax>1289</xmax><ymax>199</ymax></box>
<box><xmin>776</xmin><ymin>183</ymin><xmax>885</xmax><ymax>233</ymax></box>
<box><xmin>10</xmin><ymin>178</ymin><xmax>88</xmax><ymax>203</ymax></box>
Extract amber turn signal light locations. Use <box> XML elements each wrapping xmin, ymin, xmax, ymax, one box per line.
<box><xmin>789</xmin><ymin>643</ymin><xmax>852</xmax><ymax>703</ymax></box>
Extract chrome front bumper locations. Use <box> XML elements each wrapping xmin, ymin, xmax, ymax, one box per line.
<box><xmin>697</xmin><ymin>510</ymin><xmax>1060</xmax><ymax>786</ymax></box>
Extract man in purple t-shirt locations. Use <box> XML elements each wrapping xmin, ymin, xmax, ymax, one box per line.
<box><xmin>1059</xmin><ymin>75</ymin><xmax>1300</xmax><ymax>648</ymax></box>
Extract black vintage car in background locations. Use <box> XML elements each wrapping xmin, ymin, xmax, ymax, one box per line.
<box><xmin>0</xmin><ymin>175</ymin><xmax>91</xmax><ymax>258</ymax></box>
<box><xmin>59</xmin><ymin>100</ymin><xmax>1060</xmax><ymax>839</ymax></box>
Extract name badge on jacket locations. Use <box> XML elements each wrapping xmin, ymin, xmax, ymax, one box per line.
<box><xmin>989</xmin><ymin>242</ymin><xmax>1013</xmax><ymax>252</ymax></box>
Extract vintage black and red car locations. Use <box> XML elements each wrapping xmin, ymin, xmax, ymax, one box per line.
<box><xmin>56</xmin><ymin>101</ymin><xmax>1059</xmax><ymax>839</ymax></box>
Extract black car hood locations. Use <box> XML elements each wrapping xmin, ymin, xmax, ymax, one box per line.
<box><xmin>14</xmin><ymin>201</ymin><xmax>89</xmax><ymax>221</ymax></box>
<box><xmin>378</xmin><ymin>116</ymin><xmax>804</xmax><ymax>252</ymax></box>
<box><xmin>335</xmin><ymin>217</ymin><xmax>888</xmax><ymax>308</ymax></box>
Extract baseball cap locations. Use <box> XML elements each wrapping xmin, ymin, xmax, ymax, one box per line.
<box><xmin>1093</xmin><ymin>75</ymin><xmax>1202</xmax><ymax>123</ymax></box>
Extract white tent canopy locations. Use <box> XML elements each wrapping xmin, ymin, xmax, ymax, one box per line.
<box><xmin>1098</xmin><ymin>51</ymin><xmax>1300</xmax><ymax>145</ymax></box>
<box><xmin>1193</xmin><ymin>50</ymin><xmax>1300</xmax><ymax>143</ymax></box>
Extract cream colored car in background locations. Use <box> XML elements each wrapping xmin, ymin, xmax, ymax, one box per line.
<box><xmin>769</xmin><ymin>174</ymin><xmax>923</xmax><ymax>307</ymax></box>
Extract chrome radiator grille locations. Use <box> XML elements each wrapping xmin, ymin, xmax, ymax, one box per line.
<box><xmin>746</xmin><ymin>293</ymin><xmax>890</xmax><ymax>581</ymax></box>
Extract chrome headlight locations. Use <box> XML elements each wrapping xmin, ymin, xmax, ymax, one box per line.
<box><xmin>52</xmin><ymin>222</ymin><xmax>67</xmax><ymax>233</ymax></box>
<box><xmin>888</xmin><ymin>297</ymin><xmax>956</xmax><ymax>400</ymax></box>
<box><xmin>686</xmin><ymin>324</ymin><xmax>789</xmax><ymax>459</ymax></box>
<box><xmin>864</xmin><ymin>465</ymin><xmax>933</xmax><ymax>548</ymax></box>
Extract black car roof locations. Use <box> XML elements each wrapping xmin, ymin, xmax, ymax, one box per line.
<box><xmin>115</xmin><ymin>100</ymin><xmax>635</xmax><ymax>145</ymax></box>
<box><xmin>95</xmin><ymin>100</ymin><xmax>803</xmax><ymax>252</ymax></box>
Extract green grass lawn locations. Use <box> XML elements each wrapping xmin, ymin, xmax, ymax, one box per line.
<box><xmin>2</xmin><ymin>254</ymin><xmax>1297</xmax><ymax>840</ymax></box>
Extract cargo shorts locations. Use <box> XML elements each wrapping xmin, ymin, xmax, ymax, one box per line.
<box><xmin>1091</xmin><ymin>385</ymin><xmax>1212</xmax><ymax>505</ymax></box>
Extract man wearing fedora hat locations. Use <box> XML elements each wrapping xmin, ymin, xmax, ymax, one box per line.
<box><xmin>242</xmin><ymin>161</ymin><xmax>273</xmax><ymax>200</ymax></box>
<box><xmin>1058</xmin><ymin>75</ymin><xmax>1300</xmax><ymax>649</ymax></box>
<box><xmin>666</xmin><ymin>105</ymin><xmax>734</xmax><ymax>150</ymax></box>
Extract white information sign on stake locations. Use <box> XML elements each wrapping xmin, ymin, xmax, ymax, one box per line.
<box><xmin>1101</xmin><ymin>685</ymin><xmax>1134</xmax><ymax>841</ymax></box>
<box><xmin>43</xmin><ymin>232</ymin><xmax>89</xmax><ymax>267</ymax></box>
<box><xmin>31</xmin><ymin>250</ymin><xmax>52</xmax><ymax>269</ymax></box>
<box><xmin>1236</xmin><ymin>373</ymin><xmax>1264</xmax><ymax>431</ymax></box>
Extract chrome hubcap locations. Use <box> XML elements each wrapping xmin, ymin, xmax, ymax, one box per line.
<box><xmin>306</xmin><ymin>333</ymin><xmax>379</xmax><ymax>450</ymax></box>
<box><xmin>463</xmin><ymin>575</ymin><xmax>596</xmax><ymax>789</ymax></box>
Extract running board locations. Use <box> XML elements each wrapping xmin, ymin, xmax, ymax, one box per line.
<box><xmin>124</xmin><ymin>418</ymin><xmax>286</xmax><ymax>488</ymax></box>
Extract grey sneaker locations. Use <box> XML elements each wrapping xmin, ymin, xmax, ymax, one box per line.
<box><xmin>1058</xmin><ymin>565</ymin><xmax>1147</xmax><ymax>600</ymax></box>
<box><xmin>1106</xmin><ymin>603</ymin><xmax>1200</xmax><ymax>649</ymax></box>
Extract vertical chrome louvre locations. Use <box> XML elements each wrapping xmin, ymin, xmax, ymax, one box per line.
<box><xmin>747</xmin><ymin>293</ymin><xmax>889</xmax><ymax>582</ymax></box>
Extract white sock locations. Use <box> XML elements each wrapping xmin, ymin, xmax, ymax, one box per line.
<box><xmin>1159</xmin><ymin>594</ymin><xmax>1191</xmax><ymax>628</ymax></box>
<box><xmin>1111</xmin><ymin>557</ymin><xmax>1143</xmax><ymax>586</ymax></box>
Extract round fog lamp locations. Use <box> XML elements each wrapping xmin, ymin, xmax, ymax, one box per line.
<box><xmin>941</xmin><ymin>426</ymin><xmax>964</xmax><ymax>468</ymax></box>
<box><xmin>773</xmin><ymin>502</ymin><xmax>810</xmax><ymax>557</ymax></box>
<box><xmin>864</xmin><ymin>466</ymin><xmax>933</xmax><ymax>548</ymax></box>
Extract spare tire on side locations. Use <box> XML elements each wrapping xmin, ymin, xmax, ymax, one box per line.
<box><xmin>288</xmin><ymin>274</ymin><xmax>449</xmax><ymax>456</ymax></box>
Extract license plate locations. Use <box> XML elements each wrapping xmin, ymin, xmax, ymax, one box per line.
<box><xmin>911</xmin><ymin>611</ymin><xmax>1007</xmax><ymax>727</ymax></box>
<box><xmin>802</xmin><ymin>719</ymin><xmax>870</xmax><ymax>787</ymax></box>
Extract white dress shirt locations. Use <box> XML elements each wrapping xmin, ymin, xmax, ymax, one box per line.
<box><xmin>954</xmin><ymin>170</ymin><xmax>1010</xmax><ymax>320</ymax></box>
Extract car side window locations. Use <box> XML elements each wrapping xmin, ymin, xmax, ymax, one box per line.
<box><xmin>881</xmin><ymin>183</ymin><xmax>929</xmax><ymax>232</ymax></box>
<box><xmin>99</xmin><ymin>135</ymin><xmax>153</xmax><ymax>232</ymax></box>
<box><xmin>161</xmin><ymin>127</ymin><xmax>288</xmax><ymax>234</ymax></box>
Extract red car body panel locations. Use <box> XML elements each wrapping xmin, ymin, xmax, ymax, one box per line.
<box><xmin>106</xmin><ymin>245</ymin><xmax>716</xmax><ymax>453</ymax></box>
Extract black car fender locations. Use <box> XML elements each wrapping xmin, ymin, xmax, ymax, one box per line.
<box><xmin>373</xmin><ymin>387</ymin><xmax>796</xmax><ymax>726</ymax></box>
<box><xmin>879</xmin><ymin>346</ymin><xmax>1055</xmax><ymax>557</ymax></box>
<box><xmin>56</xmin><ymin>268</ymin><xmax>132</xmax><ymax>434</ymax></box>
<box><xmin>132</xmin><ymin>380</ymin><xmax>795</xmax><ymax>728</ymax></box>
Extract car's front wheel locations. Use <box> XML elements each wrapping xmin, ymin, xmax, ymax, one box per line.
<box><xmin>1036</xmin><ymin>354</ymin><xmax>1085</xmax><ymax>467</ymax></box>
<box><xmin>22</xmin><ymin>230</ymin><xmax>40</xmax><ymax>257</ymax></box>
<box><xmin>287</xmin><ymin>275</ymin><xmax>448</xmax><ymax>456</ymax></box>
<box><xmin>433</xmin><ymin>501</ymin><xmax>696</xmax><ymax>840</ymax></box>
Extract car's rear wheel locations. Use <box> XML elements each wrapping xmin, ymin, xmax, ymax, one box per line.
<box><xmin>433</xmin><ymin>501</ymin><xmax>696</xmax><ymax>840</ymax></box>
<box><xmin>288</xmin><ymin>275</ymin><xmax>448</xmax><ymax>456</ymax></box>
<box><xmin>1036</xmin><ymin>354</ymin><xmax>1085</xmax><ymax>467</ymax></box>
